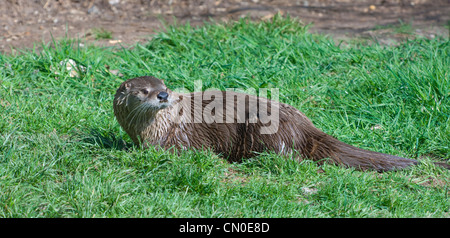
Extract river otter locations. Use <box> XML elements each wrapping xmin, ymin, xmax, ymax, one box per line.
<box><xmin>113</xmin><ymin>76</ymin><xmax>449</xmax><ymax>172</ymax></box>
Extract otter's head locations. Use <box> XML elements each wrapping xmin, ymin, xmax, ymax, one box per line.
<box><xmin>114</xmin><ymin>76</ymin><xmax>177</xmax><ymax>112</ymax></box>
<box><xmin>113</xmin><ymin>76</ymin><xmax>178</xmax><ymax>145</ymax></box>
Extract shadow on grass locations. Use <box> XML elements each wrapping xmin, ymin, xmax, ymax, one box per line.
<box><xmin>81</xmin><ymin>128</ymin><xmax>133</xmax><ymax>151</ymax></box>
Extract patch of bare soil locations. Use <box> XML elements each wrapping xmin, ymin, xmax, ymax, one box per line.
<box><xmin>1</xmin><ymin>0</ymin><xmax>449</xmax><ymax>54</ymax></box>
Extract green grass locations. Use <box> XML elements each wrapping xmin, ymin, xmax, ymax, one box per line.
<box><xmin>1</xmin><ymin>15</ymin><xmax>449</xmax><ymax>217</ymax></box>
<box><xmin>91</xmin><ymin>27</ymin><xmax>113</xmax><ymax>40</ymax></box>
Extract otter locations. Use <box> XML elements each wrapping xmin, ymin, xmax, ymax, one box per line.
<box><xmin>113</xmin><ymin>76</ymin><xmax>449</xmax><ymax>172</ymax></box>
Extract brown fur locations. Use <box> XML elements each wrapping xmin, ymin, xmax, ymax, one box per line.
<box><xmin>113</xmin><ymin>76</ymin><xmax>450</xmax><ymax>172</ymax></box>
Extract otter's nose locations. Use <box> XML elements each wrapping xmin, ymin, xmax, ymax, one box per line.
<box><xmin>157</xmin><ymin>91</ymin><xmax>169</xmax><ymax>101</ymax></box>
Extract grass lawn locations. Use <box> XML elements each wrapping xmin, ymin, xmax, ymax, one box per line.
<box><xmin>1</xmin><ymin>15</ymin><xmax>449</xmax><ymax>217</ymax></box>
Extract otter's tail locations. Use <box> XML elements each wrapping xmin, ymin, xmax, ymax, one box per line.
<box><xmin>306</xmin><ymin>133</ymin><xmax>450</xmax><ymax>171</ymax></box>
<box><xmin>326</xmin><ymin>139</ymin><xmax>417</xmax><ymax>171</ymax></box>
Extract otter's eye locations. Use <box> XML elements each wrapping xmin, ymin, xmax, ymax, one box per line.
<box><xmin>141</xmin><ymin>89</ymin><xmax>149</xmax><ymax>95</ymax></box>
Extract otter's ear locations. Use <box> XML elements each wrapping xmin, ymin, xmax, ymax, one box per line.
<box><xmin>122</xmin><ymin>82</ymin><xmax>131</xmax><ymax>90</ymax></box>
